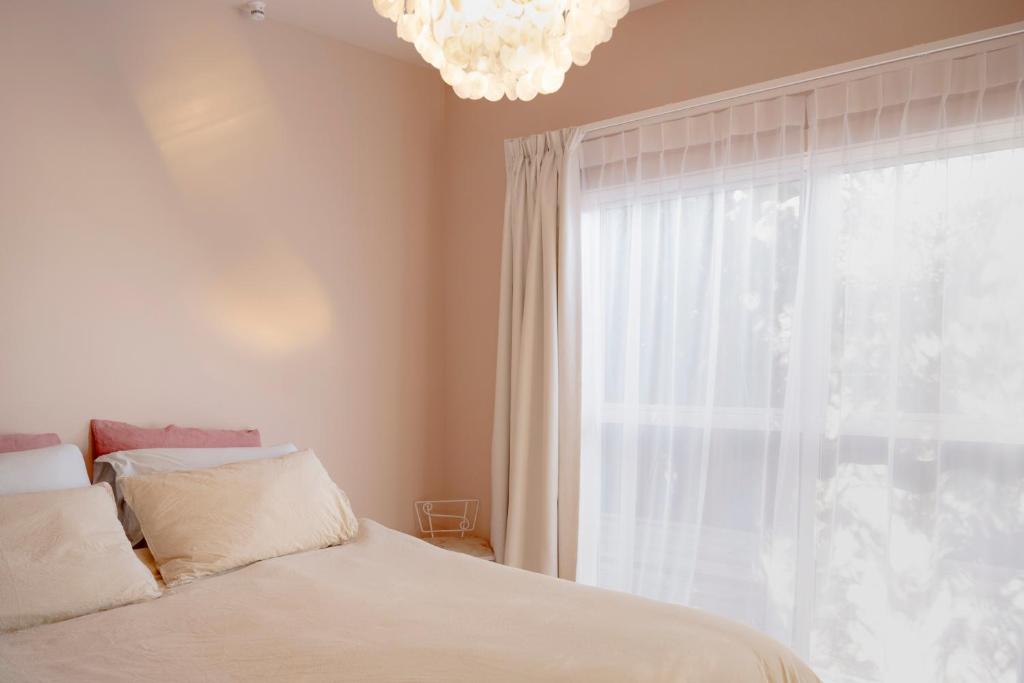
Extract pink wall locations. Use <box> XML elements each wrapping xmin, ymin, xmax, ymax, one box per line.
<box><xmin>3</xmin><ymin>0</ymin><xmax>1023</xmax><ymax>539</ymax></box>
<box><xmin>0</xmin><ymin>0</ymin><xmax>445</xmax><ymax>532</ymax></box>
<box><xmin>438</xmin><ymin>0</ymin><xmax>1024</xmax><ymax>537</ymax></box>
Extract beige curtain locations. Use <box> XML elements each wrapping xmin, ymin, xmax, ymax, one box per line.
<box><xmin>491</xmin><ymin>127</ymin><xmax>583</xmax><ymax>578</ymax></box>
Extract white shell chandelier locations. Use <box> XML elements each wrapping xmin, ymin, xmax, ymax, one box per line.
<box><xmin>372</xmin><ymin>0</ymin><xmax>630</xmax><ymax>101</ymax></box>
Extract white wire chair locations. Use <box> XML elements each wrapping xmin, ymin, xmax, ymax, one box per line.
<box><xmin>414</xmin><ymin>499</ymin><xmax>479</xmax><ymax>539</ymax></box>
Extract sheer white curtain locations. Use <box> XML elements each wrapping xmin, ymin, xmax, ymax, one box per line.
<box><xmin>576</xmin><ymin>34</ymin><xmax>1024</xmax><ymax>683</ymax></box>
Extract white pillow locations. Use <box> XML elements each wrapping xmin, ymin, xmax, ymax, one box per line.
<box><xmin>0</xmin><ymin>483</ymin><xmax>161</xmax><ymax>632</ymax></box>
<box><xmin>93</xmin><ymin>443</ymin><xmax>299</xmax><ymax>545</ymax></box>
<box><xmin>121</xmin><ymin>449</ymin><xmax>358</xmax><ymax>586</ymax></box>
<box><xmin>0</xmin><ymin>444</ymin><xmax>89</xmax><ymax>495</ymax></box>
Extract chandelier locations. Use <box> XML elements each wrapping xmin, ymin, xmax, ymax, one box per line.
<box><xmin>372</xmin><ymin>0</ymin><xmax>630</xmax><ymax>101</ymax></box>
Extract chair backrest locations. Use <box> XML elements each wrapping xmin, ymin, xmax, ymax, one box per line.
<box><xmin>414</xmin><ymin>499</ymin><xmax>479</xmax><ymax>538</ymax></box>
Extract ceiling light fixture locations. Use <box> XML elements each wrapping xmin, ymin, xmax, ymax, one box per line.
<box><xmin>372</xmin><ymin>0</ymin><xmax>630</xmax><ymax>102</ymax></box>
<box><xmin>244</xmin><ymin>1</ymin><xmax>267</xmax><ymax>21</ymax></box>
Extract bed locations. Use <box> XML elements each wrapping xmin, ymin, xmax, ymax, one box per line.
<box><xmin>0</xmin><ymin>519</ymin><xmax>817</xmax><ymax>682</ymax></box>
<box><xmin>1</xmin><ymin>427</ymin><xmax>817</xmax><ymax>681</ymax></box>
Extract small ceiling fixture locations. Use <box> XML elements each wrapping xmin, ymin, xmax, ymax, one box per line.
<box><xmin>244</xmin><ymin>1</ymin><xmax>267</xmax><ymax>21</ymax></box>
<box><xmin>373</xmin><ymin>0</ymin><xmax>630</xmax><ymax>102</ymax></box>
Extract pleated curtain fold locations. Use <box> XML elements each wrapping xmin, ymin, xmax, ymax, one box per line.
<box><xmin>491</xmin><ymin>127</ymin><xmax>583</xmax><ymax>578</ymax></box>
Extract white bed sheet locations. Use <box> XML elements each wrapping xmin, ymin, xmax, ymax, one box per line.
<box><xmin>0</xmin><ymin>520</ymin><xmax>818</xmax><ymax>682</ymax></box>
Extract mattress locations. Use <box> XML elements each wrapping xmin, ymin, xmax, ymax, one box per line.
<box><xmin>0</xmin><ymin>520</ymin><xmax>818</xmax><ymax>682</ymax></box>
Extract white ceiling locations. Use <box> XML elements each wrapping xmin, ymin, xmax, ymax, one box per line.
<box><xmin>222</xmin><ymin>1</ymin><xmax>666</xmax><ymax>65</ymax></box>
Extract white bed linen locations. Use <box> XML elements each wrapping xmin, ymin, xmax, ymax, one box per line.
<box><xmin>0</xmin><ymin>520</ymin><xmax>818</xmax><ymax>682</ymax></box>
<box><xmin>0</xmin><ymin>444</ymin><xmax>89</xmax><ymax>495</ymax></box>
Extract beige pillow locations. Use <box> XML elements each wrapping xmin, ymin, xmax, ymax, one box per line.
<box><xmin>121</xmin><ymin>449</ymin><xmax>358</xmax><ymax>586</ymax></box>
<box><xmin>0</xmin><ymin>483</ymin><xmax>161</xmax><ymax>632</ymax></box>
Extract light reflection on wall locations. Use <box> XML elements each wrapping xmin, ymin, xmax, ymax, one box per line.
<box><xmin>204</xmin><ymin>246</ymin><xmax>333</xmax><ymax>354</ymax></box>
<box><xmin>131</xmin><ymin>44</ymin><xmax>282</xmax><ymax>203</ymax></box>
<box><xmin>123</xmin><ymin>27</ymin><xmax>331</xmax><ymax>355</ymax></box>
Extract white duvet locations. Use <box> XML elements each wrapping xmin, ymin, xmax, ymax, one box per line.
<box><xmin>0</xmin><ymin>520</ymin><xmax>819</xmax><ymax>682</ymax></box>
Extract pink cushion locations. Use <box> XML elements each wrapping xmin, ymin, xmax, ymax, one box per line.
<box><xmin>0</xmin><ymin>433</ymin><xmax>61</xmax><ymax>454</ymax></box>
<box><xmin>90</xmin><ymin>420</ymin><xmax>261</xmax><ymax>458</ymax></box>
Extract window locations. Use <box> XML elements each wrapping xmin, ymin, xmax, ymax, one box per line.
<box><xmin>576</xmin><ymin>37</ymin><xmax>1024</xmax><ymax>683</ymax></box>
